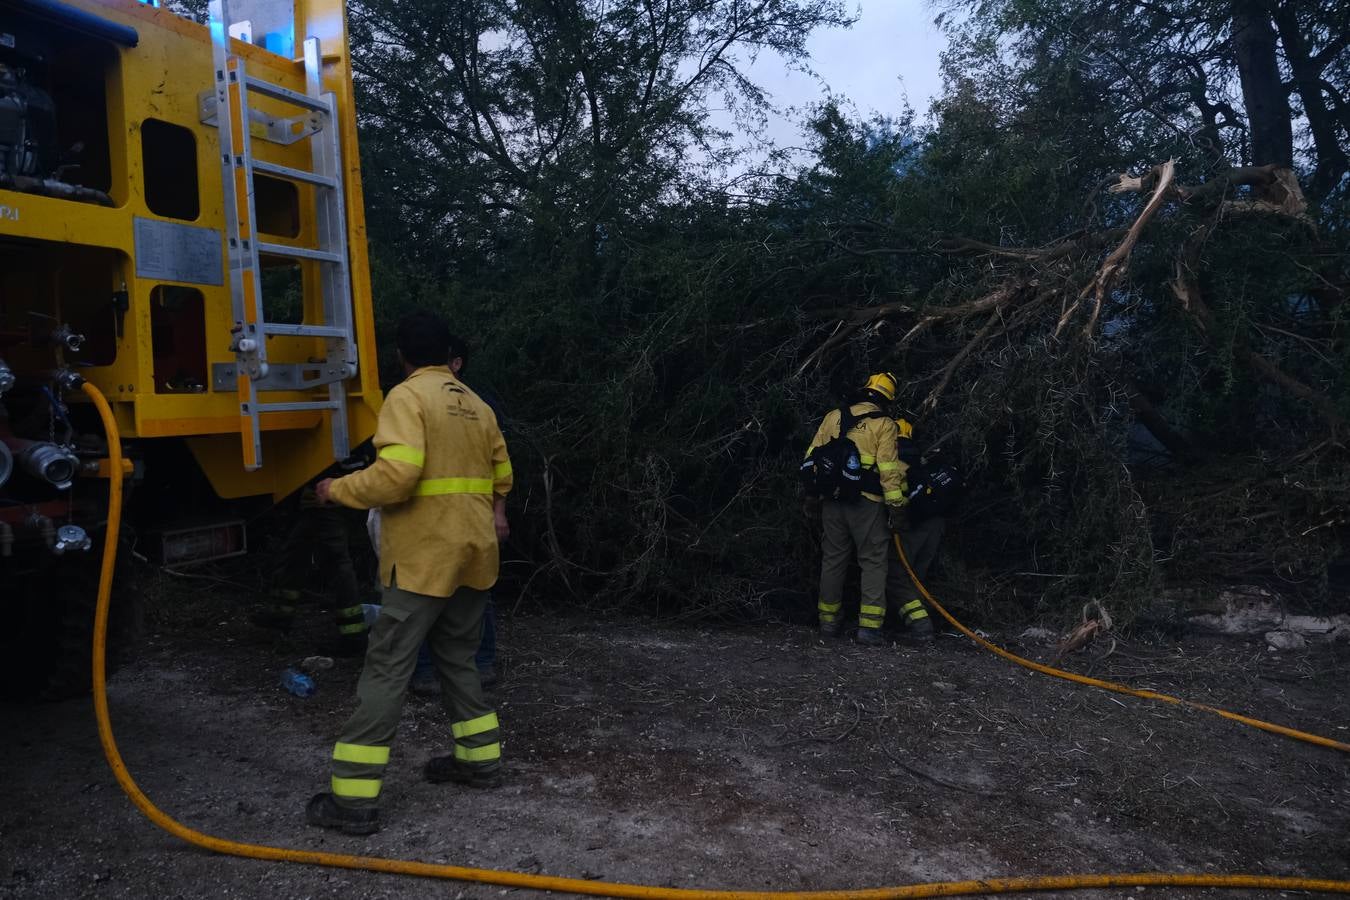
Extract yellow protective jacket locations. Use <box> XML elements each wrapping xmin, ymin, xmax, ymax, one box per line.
<box><xmin>329</xmin><ymin>365</ymin><xmax>513</xmax><ymax>598</ymax></box>
<box><xmin>804</xmin><ymin>401</ymin><xmax>907</xmax><ymax>505</ymax></box>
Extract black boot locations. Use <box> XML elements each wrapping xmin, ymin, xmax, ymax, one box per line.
<box><xmin>902</xmin><ymin>617</ymin><xmax>936</xmax><ymax>643</ymax></box>
<box><xmin>424</xmin><ymin>756</ymin><xmax>503</xmax><ymax>788</ymax></box>
<box><xmin>305</xmin><ymin>793</ymin><xmax>379</xmax><ymax>835</ymax></box>
<box><xmin>855</xmin><ymin>627</ymin><xmax>887</xmax><ymax>646</ymax></box>
<box><xmin>321</xmin><ymin>632</ymin><xmax>369</xmax><ymax>658</ymax></box>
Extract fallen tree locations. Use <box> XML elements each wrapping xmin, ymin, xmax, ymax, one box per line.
<box><xmin>798</xmin><ymin>156</ymin><xmax>1348</xmax><ymax>623</ymax></box>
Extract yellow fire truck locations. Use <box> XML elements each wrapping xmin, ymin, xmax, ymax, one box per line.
<box><xmin>0</xmin><ymin>0</ymin><xmax>382</xmax><ymax>695</ymax></box>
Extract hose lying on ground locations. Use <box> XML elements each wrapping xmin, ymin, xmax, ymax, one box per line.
<box><xmin>892</xmin><ymin>533</ymin><xmax>1350</xmax><ymax>754</ymax></box>
<box><xmin>83</xmin><ymin>376</ymin><xmax>1350</xmax><ymax>897</ymax></box>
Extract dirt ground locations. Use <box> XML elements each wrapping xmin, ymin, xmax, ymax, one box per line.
<box><xmin>2</xmin><ymin>573</ymin><xmax>1348</xmax><ymax>900</ymax></box>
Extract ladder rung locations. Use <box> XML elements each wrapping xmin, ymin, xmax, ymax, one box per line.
<box><xmin>257</xmin><ymin>400</ymin><xmax>341</xmax><ymax>413</ymax></box>
<box><xmin>243</xmin><ymin>75</ymin><xmax>329</xmax><ymax>112</ymax></box>
<box><xmin>257</xmin><ymin>241</ymin><xmax>343</xmax><ymax>264</ymax></box>
<box><xmin>261</xmin><ymin>323</ymin><xmax>349</xmax><ymax>338</ymax></box>
<box><xmin>251</xmin><ymin>158</ymin><xmax>337</xmax><ymax>188</ymax></box>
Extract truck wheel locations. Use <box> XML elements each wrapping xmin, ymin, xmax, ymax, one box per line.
<box><xmin>0</xmin><ymin>536</ymin><xmax>141</xmax><ymax>701</ymax></box>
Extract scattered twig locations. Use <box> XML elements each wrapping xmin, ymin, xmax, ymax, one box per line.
<box><xmin>770</xmin><ymin>701</ymin><xmax>863</xmax><ymax>747</ymax></box>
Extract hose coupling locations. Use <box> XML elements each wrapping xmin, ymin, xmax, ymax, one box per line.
<box><xmin>0</xmin><ymin>357</ymin><xmax>14</xmax><ymax>396</ymax></box>
<box><xmin>49</xmin><ymin>324</ymin><xmax>85</xmax><ymax>352</ymax></box>
<box><xmin>12</xmin><ymin>440</ymin><xmax>80</xmax><ymax>490</ymax></box>
<box><xmin>53</xmin><ymin>523</ymin><xmax>92</xmax><ymax>554</ymax></box>
<box><xmin>53</xmin><ymin>368</ymin><xmax>86</xmax><ymax>392</ymax></box>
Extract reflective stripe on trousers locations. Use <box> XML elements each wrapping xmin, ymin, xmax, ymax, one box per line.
<box><xmin>330</xmin><ymin>741</ymin><xmax>390</xmax><ymax>803</ymax></box>
<box><xmin>900</xmin><ymin>599</ymin><xmax>930</xmax><ymax>622</ymax></box>
<box><xmin>858</xmin><ymin>602</ymin><xmax>886</xmax><ymax>630</ymax></box>
<box><xmin>335</xmin><ymin>604</ymin><xmax>369</xmax><ymax>636</ymax></box>
<box><xmin>452</xmin><ymin>711</ymin><xmax>501</xmax><ymax>766</ymax></box>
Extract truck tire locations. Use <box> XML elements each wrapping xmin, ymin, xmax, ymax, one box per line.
<box><xmin>0</xmin><ymin>534</ymin><xmax>141</xmax><ymax>701</ymax></box>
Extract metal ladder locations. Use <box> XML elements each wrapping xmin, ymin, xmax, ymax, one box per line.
<box><xmin>207</xmin><ymin>0</ymin><xmax>355</xmax><ymax>471</ymax></box>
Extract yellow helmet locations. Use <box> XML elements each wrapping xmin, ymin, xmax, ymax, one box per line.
<box><xmin>863</xmin><ymin>372</ymin><xmax>898</xmax><ymax>402</ymax></box>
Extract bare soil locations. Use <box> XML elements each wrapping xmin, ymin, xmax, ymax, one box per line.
<box><xmin>2</xmin><ymin>574</ymin><xmax>1348</xmax><ymax>900</ymax></box>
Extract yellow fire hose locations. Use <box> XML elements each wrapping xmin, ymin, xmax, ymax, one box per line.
<box><xmin>83</xmin><ymin>379</ymin><xmax>1350</xmax><ymax>897</ymax></box>
<box><xmin>891</xmin><ymin>534</ymin><xmax>1350</xmax><ymax>755</ymax></box>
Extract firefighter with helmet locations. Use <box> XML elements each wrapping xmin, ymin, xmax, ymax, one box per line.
<box><xmin>801</xmin><ymin>372</ymin><xmax>907</xmax><ymax>645</ymax></box>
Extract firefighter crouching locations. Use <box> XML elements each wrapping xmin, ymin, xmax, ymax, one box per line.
<box><xmin>801</xmin><ymin>373</ymin><xmax>907</xmax><ymax>646</ymax></box>
<box><xmin>305</xmin><ymin>310</ymin><xmax>513</xmax><ymax>835</ymax></box>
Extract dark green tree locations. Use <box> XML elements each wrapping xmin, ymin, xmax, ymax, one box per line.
<box><xmin>349</xmin><ymin>0</ymin><xmax>853</xmax><ymax>277</ymax></box>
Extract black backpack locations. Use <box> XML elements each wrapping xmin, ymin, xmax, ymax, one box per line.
<box><xmin>906</xmin><ymin>459</ymin><xmax>963</xmax><ymax>521</ymax></box>
<box><xmin>800</xmin><ymin>406</ymin><xmax>885</xmax><ymax>503</ymax></box>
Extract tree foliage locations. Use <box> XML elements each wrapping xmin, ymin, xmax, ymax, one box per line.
<box><xmin>355</xmin><ymin>0</ymin><xmax>1350</xmax><ymax>624</ymax></box>
<box><xmin>350</xmin><ymin>0</ymin><xmax>852</xmax><ymax>271</ymax></box>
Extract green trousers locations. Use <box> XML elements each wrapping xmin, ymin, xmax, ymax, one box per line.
<box><xmin>818</xmin><ymin>498</ymin><xmax>890</xmax><ymax>631</ymax></box>
<box><xmin>329</xmin><ymin>580</ymin><xmax>500</xmax><ymax>809</ymax></box>
<box><xmin>886</xmin><ymin>516</ymin><xmax>946</xmax><ymax>626</ymax></box>
<box><xmin>271</xmin><ymin>501</ymin><xmax>366</xmax><ymax>639</ymax></box>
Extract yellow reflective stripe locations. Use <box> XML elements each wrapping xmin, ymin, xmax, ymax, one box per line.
<box><xmin>877</xmin><ymin>461</ymin><xmax>901</xmax><ymax>472</ymax></box>
<box><xmin>333</xmin><ymin>742</ymin><xmax>389</xmax><ymax>765</ymax></box>
<box><xmin>379</xmin><ymin>444</ymin><xmax>425</xmax><ymax>467</ymax></box>
<box><xmin>331</xmin><ymin>776</ymin><xmax>382</xmax><ymax>798</ymax></box>
<box><xmin>884</xmin><ymin>490</ymin><xmax>905</xmax><ymax>501</ymax></box>
<box><xmin>907</xmin><ymin>608</ymin><xmax>930</xmax><ymax>620</ymax></box>
<box><xmin>454</xmin><ymin>742</ymin><xmax>501</xmax><ymax>763</ymax></box>
<box><xmin>817</xmin><ymin>601</ymin><xmax>841</xmax><ymax>613</ymax></box>
<box><xmin>859</xmin><ymin>619</ymin><xmax>884</xmax><ymax>628</ymax></box>
<box><xmin>414</xmin><ymin>477</ymin><xmax>494</xmax><ymax>496</ymax></box>
<box><xmin>452</xmin><ymin>712</ymin><xmax>500</xmax><ymax>739</ymax></box>
<box><xmin>860</xmin><ymin>604</ymin><xmax>886</xmax><ymax>616</ymax></box>
<box><xmin>337</xmin><ymin>622</ymin><xmax>368</xmax><ymax>635</ymax></box>
<box><xmin>859</xmin><ymin>454</ymin><xmax>876</xmax><ymax>466</ymax></box>
<box><xmin>901</xmin><ymin>600</ymin><xmax>925</xmax><ymax>612</ymax></box>
<box><xmin>493</xmin><ymin>461</ymin><xmax>512</xmax><ymax>480</ymax></box>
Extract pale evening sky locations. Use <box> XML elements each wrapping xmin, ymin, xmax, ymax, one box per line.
<box><xmin>727</xmin><ymin>0</ymin><xmax>948</xmax><ymax>155</ymax></box>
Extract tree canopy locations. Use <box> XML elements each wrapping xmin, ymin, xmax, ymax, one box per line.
<box><xmin>354</xmin><ymin>0</ymin><xmax>1350</xmax><ymax>625</ymax></box>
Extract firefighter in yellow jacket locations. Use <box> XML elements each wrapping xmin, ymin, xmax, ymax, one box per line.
<box><xmin>305</xmin><ymin>310</ymin><xmax>513</xmax><ymax>835</ymax></box>
<box><xmin>802</xmin><ymin>373</ymin><xmax>907</xmax><ymax>646</ymax></box>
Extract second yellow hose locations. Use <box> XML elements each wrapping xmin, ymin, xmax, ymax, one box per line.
<box><xmin>891</xmin><ymin>533</ymin><xmax>1350</xmax><ymax>753</ymax></box>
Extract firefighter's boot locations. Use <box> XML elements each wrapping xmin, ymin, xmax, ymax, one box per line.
<box><xmin>305</xmin><ymin>792</ymin><xmax>379</xmax><ymax>835</ymax></box>
<box><xmin>899</xmin><ymin>599</ymin><xmax>935</xmax><ymax>642</ymax></box>
<box><xmin>856</xmin><ymin>600</ymin><xmax>887</xmax><ymax>645</ymax></box>
<box><xmin>817</xmin><ymin>599</ymin><xmax>842</xmax><ymax>637</ymax></box>
<box><xmin>424</xmin><ymin>756</ymin><xmax>504</xmax><ymax>789</ymax></box>
<box><xmin>323</xmin><ymin>632</ymin><xmax>369</xmax><ymax>659</ymax></box>
<box><xmin>855</xmin><ymin>627</ymin><xmax>887</xmax><ymax>647</ymax></box>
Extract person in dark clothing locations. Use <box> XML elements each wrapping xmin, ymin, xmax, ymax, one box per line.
<box><xmin>252</xmin><ymin>450</ymin><xmax>373</xmax><ymax>656</ymax></box>
<box><xmin>886</xmin><ymin>424</ymin><xmax>960</xmax><ymax>642</ymax></box>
